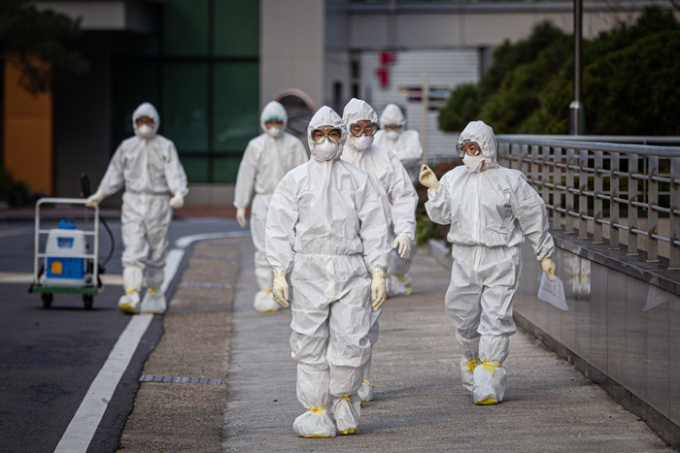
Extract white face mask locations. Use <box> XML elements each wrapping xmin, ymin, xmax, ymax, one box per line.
<box><xmin>385</xmin><ymin>130</ymin><xmax>400</xmax><ymax>141</ymax></box>
<box><xmin>137</xmin><ymin>124</ymin><xmax>155</xmax><ymax>140</ymax></box>
<box><xmin>266</xmin><ymin>126</ymin><xmax>283</xmax><ymax>139</ymax></box>
<box><xmin>463</xmin><ymin>153</ymin><xmax>485</xmax><ymax>173</ymax></box>
<box><xmin>314</xmin><ymin>138</ymin><xmax>340</xmax><ymax>161</ymax></box>
<box><xmin>349</xmin><ymin>135</ymin><xmax>373</xmax><ymax>151</ymax></box>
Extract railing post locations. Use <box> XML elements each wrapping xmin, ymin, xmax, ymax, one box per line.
<box><xmin>593</xmin><ymin>150</ymin><xmax>603</xmax><ymax>244</ymax></box>
<box><xmin>541</xmin><ymin>146</ymin><xmax>551</xmax><ymax>226</ymax></box>
<box><xmin>553</xmin><ymin>147</ymin><xmax>563</xmax><ymax>230</ymax></box>
<box><xmin>565</xmin><ymin>148</ymin><xmax>575</xmax><ymax>234</ymax></box>
<box><xmin>627</xmin><ymin>154</ymin><xmax>639</xmax><ymax>256</ymax></box>
<box><xmin>531</xmin><ymin>145</ymin><xmax>539</xmax><ymax>191</ymax></box>
<box><xmin>579</xmin><ymin>148</ymin><xmax>589</xmax><ymax>240</ymax></box>
<box><xmin>610</xmin><ymin>152</ymin><xmax>620</xmax><ymax>250</ymax></box>
<box><xmin>670</xmin><ymin>157</ymin><xmax>680</xmax><ymax>269</ymax></box>
<box><xmin>647</xmin><ymin>156</ymin><xmax>659</xmax><ymax>262</ymax></box>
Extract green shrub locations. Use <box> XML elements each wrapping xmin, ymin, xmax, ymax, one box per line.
<box><xmin>0</xmin><ymin>167</ymin><xmax>34</xmax><ymax>207</ymax></box>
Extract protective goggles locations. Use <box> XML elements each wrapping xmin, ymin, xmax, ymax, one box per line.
<box><xmin>456</xmin><ymin>141</ymin><xmax>482</xmax><ymax>156</ymax></box>
<box><xmin>311</xmin><ymin>126</ymin><xmax>342</xmax><ymax>144</ymax></box>
<box><xmin>349</xmin><ymin>121</ymin><xmax>378</xmax><ymax>137</ymax></box>
<box><xmin>382</xmin><ymin>124</ymin><xmax>403</xmax><ymax>132</ymax></box>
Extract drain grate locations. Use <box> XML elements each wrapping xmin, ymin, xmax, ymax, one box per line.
<box><xmin>191</xmin><ymin>253</ymin><xmax>235</xmax><ymax>260</ymax></box>
<box><xmin>139</xmin><ymin>374</ymin><xmax>222</xmax><ymax>385</ymax></box>
<box><xmin>179</xmin><ymin>281</ymin><xmax>232</xmax><ymax>289</ymax></box>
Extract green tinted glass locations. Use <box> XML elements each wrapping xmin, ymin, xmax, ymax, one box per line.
<box><xmin>213</xmin><ymin>63</ymin><xmax>259</xmax><ymax>153</ymax></box>
<box><xmin>164</xmin><ymin>0</ymin><xmax>209</xmax><ymax>56</ymax></box>
<box><xmin>162</xmin><ymin>63</ymin><xmax>209</xmax><ymax>151</ymax></box>
<box><xmin>214</xmin><ymin>0</ymin><xmax>259</xmax><ymax>57</ymax></box>
<box><xmin>180</xmin><ymin>156</ymin><xmax>209</xmax><ymax>183</ymax></box>
<box><xmin>213</xmin><ymin>156</ymin><xmax>244</xmax><ymax>183</ymax></box>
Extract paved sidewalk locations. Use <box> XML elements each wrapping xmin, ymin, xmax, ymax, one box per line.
<box><xmin>223</xmin><ymin>241</ymin><xmax>674</xmax><ymax>452</ymax></box>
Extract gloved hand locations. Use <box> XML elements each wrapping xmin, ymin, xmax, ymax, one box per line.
<box><xmin>85</xmin><ymin>191</ymin><xmax>106</xmax><ymax>208</ymax></box>
<box><xmin>272</xmin><ymin>271</ymin><xmax>289</xmax><ymax>308</ymax></box>
<box><xmin>393</xmin><ymin>232</ymin><xmax>412</xmax><ymax>259</ymax></box>
<box><xmin>419</xmin><ymin>164</ymin><xmax>439</xmax><ymax>190</ymax></box>
<box><xmin>236</xmin><ymin>207</ymin><xmax>247</xmax><ymax>228</ymax></box>
<box><xmin>169</xmin><ymin>192</ymin><xmax>184</xmax><ymax>209</ymax></box>
<box><xmin>541</xmin><ymin>257</ymin><xmax>557</xmax><ymax>281</ymax></box>
<box><xmin>371</xmin><ymin>269</ymin><xmax>387</xmax><ymax>311</ymax></box>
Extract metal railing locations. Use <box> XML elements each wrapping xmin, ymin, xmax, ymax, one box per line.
<box><xmin>495</xmin><ymin>137</ymin><xmax>680</xmax><ymax>270</ymax></box>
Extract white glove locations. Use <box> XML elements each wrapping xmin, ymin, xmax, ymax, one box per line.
<box><xmin>236</xmin><ymin>207</ymin><xmax>247</xmax><ymax>228</ymax></box>
<box><xmin>272</xmin><ymin>271</ymin><xmax>289</xmax><ymax>308</ymax></box>
<box><xmin>169</xmin><ymin>192</ymin><xmax>184</xmax><ymax>209</ymax></box>
<box><xmin>371</xmin><ymin>269</ymin><xmax>387</xmax><ymax>311</ymax></box>
<box><xmin>85</xmin><ymin>191</ymin><xmax>105</xmax><ymax>208</ymax></box>
<box><xmin>541</xmin><ymin>257</ymin><xmax>557</xmax><ymax>281</ymax></box>
<box><xmin>393</xmin><ymin>232</ymin><xmax>412</xmax><ymax>259</ymax></box>
<box><xmin>419</xmin><ymin>164</ymin><xmax>439</xmax><ymax>190</ymax></box>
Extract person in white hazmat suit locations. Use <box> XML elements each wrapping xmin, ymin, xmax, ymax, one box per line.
<box><xmin>265</xmin><ymin>106</ymin><xmax>390</xmax><ymax>438</ymax></box>
<box><xmin>340</xmin><ymin>98</ymin><xmax>418</xmax><ymax>403</ymax></box>
<box><xmin>233</xmin><ymin>101</ymin><xmax>308</xmax><ymax>313</ymax></box>
<box><xmin>420</xmin><ymin>120</ymin><xmax>557</xmax><ymax>405</ymax></box>
<box><xmin>86</xmin><ymin>102</ymin><xmax>188</xmax><ymax>315</ymax></box>
<box><xmin>373</xmin><ymin>103</ymin><xmax>424</xmax><ymax>183</ymax></box>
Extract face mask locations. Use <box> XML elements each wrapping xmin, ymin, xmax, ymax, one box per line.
<box><xmin>349</xmin><ymin>135</ymin><xmax>373</xmax><ymax>151</ymax></box>
<box><xmin>385</xmin><ymin>130</ymin><xmax>400</xmax><ymax>141</ymax></box>
<box><xmin>137</xmin><ymin>124</ymin><xmax>155</xmax><ymax>140</ymax></box>
<box><xmin>266</xmin><ymin>126</ymin><xmax>283</xmax><ymax>139</ymax></box>
<box><xmin>463</xmin><ymin>153</ymin><xmax>485</xmax><ymax>173</ymax></box>
<box><xmin>314</xmin><ymin>138</ymin><xmax>340</xmax><ymax>161</ymax></box>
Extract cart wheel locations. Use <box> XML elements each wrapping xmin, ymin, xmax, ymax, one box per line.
<box><xmin>83</xmin><ymin>295</ymin><xmax>94</xmax><ymax>310</ymax></box>
<box><xmin>41</xmin><ymin>293</ymin><xmax>53</xmax><ymax>309</ymax></box>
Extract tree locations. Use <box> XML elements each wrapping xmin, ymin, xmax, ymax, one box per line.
<box><xmin>0</xmin><ymin>0</ymin><xmax>88</xmax><ymax>94</ymax></box>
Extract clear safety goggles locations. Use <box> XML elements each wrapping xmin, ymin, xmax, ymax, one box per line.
<box><xmin>382</xmin><ymin>124</ymin><xmax>403</xmax><ymax>132</ymax></box>
<box><xmin>456</xmin><ymin>141</ymin><xmax>482</xmax><ymax>156</ymax></box>
<box><xmin>264</xmin><ymin>119</ymin><xmax>284</xmax><ymax>128</ymax></box>
<box><xmin>349</xmin><ymin>121</ymin><xmax>378</xmax><ymax>137</ymax></box>
<box><xmin>311</xmin><ymin>126</ymin><xmax>342</xmax><ymax>144</ymax></box>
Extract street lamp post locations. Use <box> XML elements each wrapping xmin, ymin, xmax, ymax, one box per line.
<box><xmin>570</xmin><ymin>0</ymin><xmax>585</xmax><ymax>135</ymax></box>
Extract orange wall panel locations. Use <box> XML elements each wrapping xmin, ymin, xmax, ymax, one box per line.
<box><xmin>3</xmin><ymin>61</ymin><xmax>53</xmax><ymax>195</ymax></box>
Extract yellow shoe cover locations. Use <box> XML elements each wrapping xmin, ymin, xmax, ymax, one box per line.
<box><xmin>476</xmin><ymin>397</ymin><xmax>499</xmax><ymax>405</ymax></box>
<box><xmin>118</xmin><ymin>302</ymin><xmax>138</xmax><ymax>315</ymax></box>
<box><xmin>339</xmin><ymin>427</ymin><xmax>358</xmax><ymax>435</ymax></box>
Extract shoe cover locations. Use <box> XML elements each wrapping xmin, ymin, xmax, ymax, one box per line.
<box><xmin>141</xmin><ymin>289</ymin><xmax>167</xmax><ymax>314</ymax></box>
<box><xmin>331</xmin><ymin>394</ymin><xmax>361</xmax><ymax>434</ymax></box>
<box><xmin>460</xmin><ymin>357</ymin><xmax>480</xmax><ymax>394</ymax></box>
<box><xmin>118</xmin><ymin>291</ymin><xmax>141</xmax><ymax>315</ymax></box>
<box><xmin>253</xmin><ymin>290</ymin><xmax>280</xmax><ymax>313</ymax></box>
<box><xmin>387</xmin><ymin>273</ymin><xmax>413</xmax><ymax>297</ymax></box>
<box><xmin>293</xmin><ymin>408</ymin><xmax>336</xmax><ymax>438</ymax></box>
<box><xmin>357</xmin><ymin>379</ymin><xmax>375</xmax><ymax>402</ymax></box>
<box><xmin>473</xmin><ymin>360</ymin><xmax>506</xmax><ymax>404</ymax></box>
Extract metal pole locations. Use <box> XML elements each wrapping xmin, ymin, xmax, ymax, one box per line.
<box><xmin>421</xmin><ymin>76</ymin><xmax>429</xmax><ymax>163</ymax></box>
<box><xmin>569</xmin><ymin>0</ymin><xmax>584</xmax><ymax>135</ymax></box>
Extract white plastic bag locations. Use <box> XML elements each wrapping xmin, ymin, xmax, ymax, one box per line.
<box><xmin>538</xmin><ymin>273</ymin><xmax>568</xmax><ymax>311</ymax></box>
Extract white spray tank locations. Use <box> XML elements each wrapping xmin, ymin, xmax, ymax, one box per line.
<box><xmin>43</xmin><ymin>219</ymin><xmax>88</xmax><ymax>287</ymax></box>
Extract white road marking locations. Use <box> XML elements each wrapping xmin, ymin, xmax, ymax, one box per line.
<box><xmin>53</xmin><ymin>231</ymin><xmax>246</xmax><ymax>452</ymax></box>
<box><xmin>0</xmin><ymin>227</ymin><xmax>32</xmax><ymax>238</ymax></box>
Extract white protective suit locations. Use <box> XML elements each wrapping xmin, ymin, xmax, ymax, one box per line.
<box><xmin>425</xmin><ymin>121</ymin><xmax>555</xmax><ymax>404</ymax></box>
<box><xmin>341</xmin><ymin>98</ymin><xmax>418</xmax><ymax>402</ymax></box>
<box><xmin>234</xmin><ymin>101</ymin><xmax>308</xmax><ymax>312</ymax></box>
<box><xmin>373</xmin><ymin>104</ymin><xmax>424</xmax><ymax>182</ymax></box>
<box><xmin>95</xmin><ymin>102</ymin><xmax>188</xmax><ymax>314</ymax></box>
<box><xmin>265</xmin><ymin>106</ymin><xmax>389</xmax><ymax>437</ymax></box>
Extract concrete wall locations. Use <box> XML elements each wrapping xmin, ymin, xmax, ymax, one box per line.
<box><xmin>260</xmin><ymin>0</ymin><xmax>325</xmax><ymax>111</ymax></box>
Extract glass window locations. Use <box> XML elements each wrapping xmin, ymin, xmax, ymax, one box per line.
<box><xmin>214</xmin><ymin>0</ymin><xmax>259</xmax><ymax>57</ymax></box>
<box><xmin>213</xmin><ymin>156</ymin><xmax>244</xmax><ymax>183</ymax></box>
<box><xmin>162</xmin><ymin>63</ymin><xmax>209</xmax><ymax>152</ymax></box>
<box><xmin>163</xmin><ymin>0</ymin><xmax>209</xmax><ymax>56</ymax></box>
<box><xmin>213</xmin><ymin>63</ymin><xmax>259</xmax><ymax>153</ymax></box>
<box><xmin>111</xmin><ymin>60</ymin><xmax>160</xmax><ymax>150</ymax></box>
<box><xmin>179</xmin><ymin>156</ymin><xmax>209</xmax><ymax>183</ymax></box>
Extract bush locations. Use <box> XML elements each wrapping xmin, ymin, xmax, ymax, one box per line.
<box><xmin>0</xmin><ymin>167</ymin><xmax>34</xmax><ymax>207</ymax></box>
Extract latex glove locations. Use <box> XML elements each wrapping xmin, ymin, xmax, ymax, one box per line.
<box><xmin>393</xmin><ymin>232</ymin><xmax>412</xmax><ymax>259</ymax></box>
<box><xmin>419</xmin><ymin>164</ymin><xmax>439</xmax><ymax>190</ymax></box>
<box><xmin>541</xmin><ymin>257</ymin><xmax>557</xmax><ymax>281</ymax></box>
<box><xmin>85</xmin><ymin>191</ymin><xmax>105</xmax><ymax>208</ymax></box>
<box><xmin>272</xmin><ymin>271</ymin><xmax>289</xmax><ymax>308</ymax></box>
<box><xmin>371</xmin><ymin>269</ymin><xmax>387</xmax><ymax>311</ymax></box>
<box><xmin>236</xmin><ymin>207</ymin><xmax>247</xmax><ymax>228</ymax></box>
<box><xmin>169</xmin><ymin>192</ymin><xmax>184</xmax><ymax>209</ymax></box>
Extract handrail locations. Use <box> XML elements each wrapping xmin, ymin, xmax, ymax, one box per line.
<box><xmin>495</xmin><ymin>137</ymin><xmax>680</xmax><ymax>270</ymax></box>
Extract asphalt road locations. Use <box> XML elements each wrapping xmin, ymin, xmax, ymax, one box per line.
<box><xmin>0</xmin><ymin>216</ymin><xmax>241</xmax><ymax>453</ymax></box>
